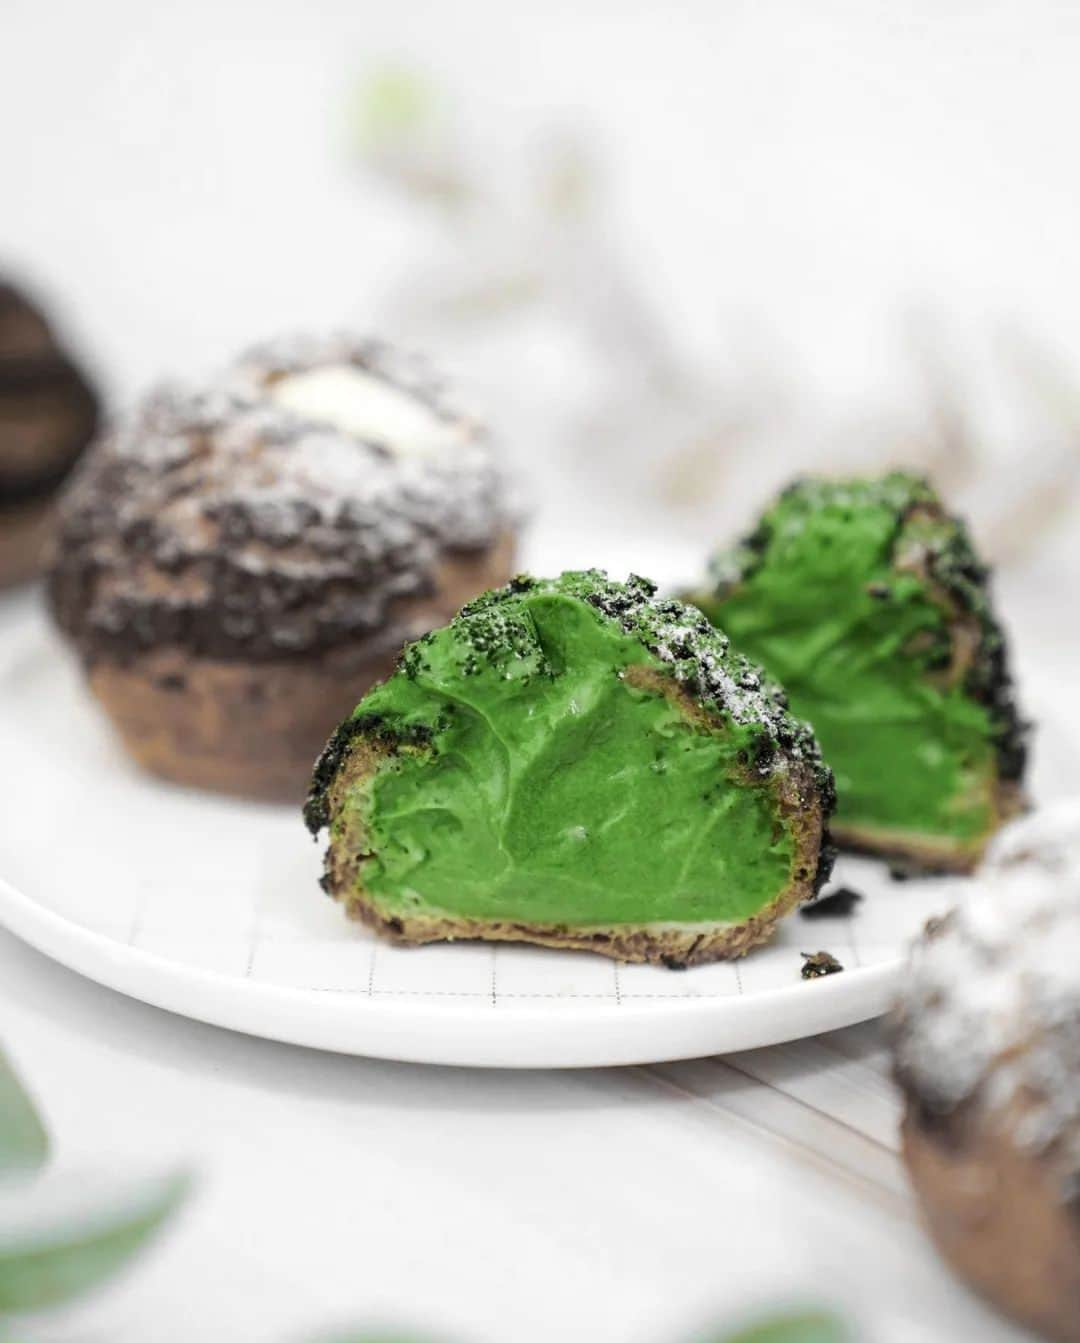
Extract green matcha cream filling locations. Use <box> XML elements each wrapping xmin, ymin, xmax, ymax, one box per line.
<box><xmin>310</xmin><ymin>572</ymin><xmax>830</xmax><ymax>933</ymax></box>
<box><xmin>693</xmin><ymin>474</ymin><xmax>1024</xmax><ymax>856</ymax></box>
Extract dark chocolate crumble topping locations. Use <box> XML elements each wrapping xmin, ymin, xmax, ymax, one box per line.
<box><xmin>48</xmin><ymin>335</ymin><xmax>510</xmax><ymax>666</ymax></box>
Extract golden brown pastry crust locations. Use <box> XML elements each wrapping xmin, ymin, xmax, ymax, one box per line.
<box><xmin>831</xmin><ymin>777</ymin><xmax>1026</xmax><ymax>874</ymax></box>
<box><xmin>902</xmin><ymin>1105</ymin><xmax>1080</xmax><ymax>1342</ymax></box>
<box><xmin>86</xmin><ymin>535</ymin><xmax>515</xmax><ymax>803</ymax></box>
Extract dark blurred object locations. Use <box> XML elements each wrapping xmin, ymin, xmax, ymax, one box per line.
<box><xmin>799</xmin><ymin>886</ymin><xmax>864</xmax><ymax>919</ymax></box>
<box><xmin>0</xmin><ymin>280</ymin><xmax>99</xmax><ymax>587</ymax></box>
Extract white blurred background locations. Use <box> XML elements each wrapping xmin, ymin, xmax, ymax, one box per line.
<box><xmin>5</xmin><ymin>0</ymin><xmax>1080</xmax><ymax>576</ymax></box>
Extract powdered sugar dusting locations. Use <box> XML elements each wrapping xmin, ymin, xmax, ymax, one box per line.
<box><xmin>895</xmin><ymin>800</ymin><xmax>1080</xmax><ymax>1178</ymax></box>
<box><xmin>52</xmin><ymin>335</ymin><xmax>511</xmax><ymax>660</ymax></box>
<box><xmin>104</xmin><ymin>334</ymin><xmax>504</xmax><ymax>553</ymax></box>
<box><xmin>634</xmin><ymin>596</ymin><xmax>817</xmax><ymax>768</ymax></box>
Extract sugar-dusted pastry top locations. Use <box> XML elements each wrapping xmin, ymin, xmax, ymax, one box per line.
<box><xmin>307</xmin><ymin>571</ymin><xmax>835</xmax><ymax>950</ymax></box>
<box><xmin>894</xmin><ymin>801</ymin><xmax>1080</xmax><ymax>1178</ymax></box>
<box><xmin>49</xmin><ymin>335</ymin><xmax>510</xmax><ymax>663</ymax></box>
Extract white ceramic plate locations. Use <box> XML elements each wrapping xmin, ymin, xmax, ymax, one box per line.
<box><xmin>0</xmin><ymin>601</ymin><xmax>1062</xmax><ymax>1068</ymax></box>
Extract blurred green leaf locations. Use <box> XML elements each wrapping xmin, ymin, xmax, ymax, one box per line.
<box><xmin>344</xmin><ymin>66</ymin><xmax>467</xmax><ymax>207</ymax></box>
<box><xmin>0</xmin><ymin>1048</ymin><xmax>48</xmax><ymax>1177</ymax></box>
<box><xmin>350</xmin><ymin>67</ymin><xmax>438</xmax><ymax>155</ymax></box>
<box><xmin>0</xmin><ymin>1170</ymin><xmax>191</xmax><ymax>1315</ymax></box>
<box><xmin>714</xmin><ymin>1310</ymin><xmax>851</xmax><ymax>1343</ymax></box>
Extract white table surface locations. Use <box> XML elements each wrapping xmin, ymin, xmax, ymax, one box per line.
<box><xmin>3</xmin><ymin>560</ymin><xmax>1074</xmax><ymax>1343</ymax></box>
<box><xmin>2</xmin><ymin>939</ymin><xmax>1035</xmax><ymax>1343</ymax></box>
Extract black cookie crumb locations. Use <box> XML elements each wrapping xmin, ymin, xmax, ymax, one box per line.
<box><xmin>801</xmin><ymin>950</ymin><xmax>844</xmax><ymax>979</ymax></box>
<box><xmin>660</xmin><ymin>955</ymin><xmax>689</xmax><ymax>971</ymax></box>
<box><xmin>800</xmin><ymin>886</ymin><xmax>864</xmax><ymax>918</ymax></box>
<box><xmin>304</xmin><ymin>712</ymin><xmax>433</xmax><ymax>836</ymax></box>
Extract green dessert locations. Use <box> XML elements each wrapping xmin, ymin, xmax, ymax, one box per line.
<box><xmin>305</xmin><ymin>571</ymin><xmax>835</xmax><ymax>966</ymax></box>
<box><xmin>691</xmin><ymin>473</ymin><xmax>1027</xmax><ymax>872</ymax></box>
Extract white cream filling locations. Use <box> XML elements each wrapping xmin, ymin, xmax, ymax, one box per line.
<box><xmin>269</xmin><ymin>364</ymin><xmax>465</xmax><ymax>460</ymax></box>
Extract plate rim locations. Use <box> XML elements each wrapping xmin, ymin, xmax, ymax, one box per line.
<box><xmin>0</xmin><ymin>873</ymin><xmax>903</xmax><ymax>1068</ymax></box>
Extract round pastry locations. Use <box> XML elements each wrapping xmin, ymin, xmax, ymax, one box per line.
<box><xmin>893</xmin><ymin>801</ymin><xmax>1080</xmax><ymax>1341</ymax></box>
<box><xmin>0</xmin><ymin>281</ymin><xmax>99</xmax><ymax>586</ymax></box>
<box><xmin>305</xmin><ymin>571</ymin><xmax>835</xmax><ymax>966</ymax></box>
<box><xmin>49</xmin><ymin>335</ymin><xmax>514</xmax><ymax>802</ymax></box>
<box><xmin>691</xmin><ymin>472</ymin><xmax>1027</xmax><ymax>873</ymax></box>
